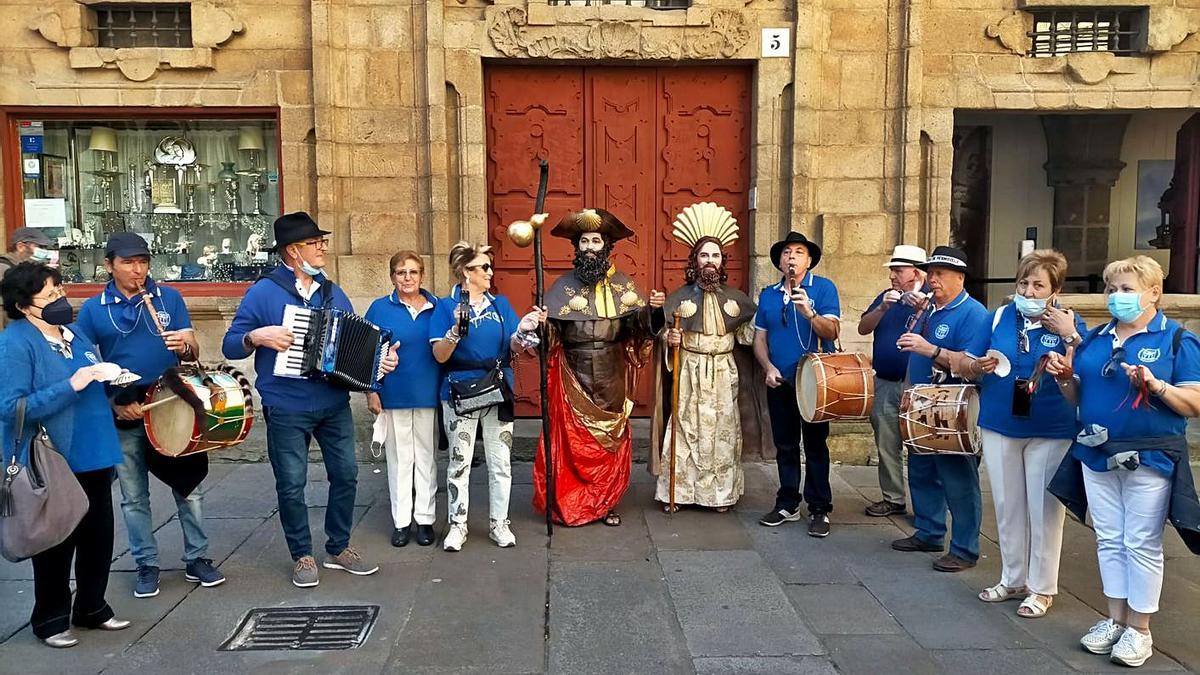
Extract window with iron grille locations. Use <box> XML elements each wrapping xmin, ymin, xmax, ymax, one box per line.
<box><xmin>546</xmin><ymin>0</ymin><xmax>689</xmax><ymax>8</ymax></box>
<box><xmin>1027</xmin><ymin>8</ymin><xmax>1146</xmax><ymax>57</ymax></box>
<box><xmin>93</xmin><ymin>3</ymin><xmax>192</xmax><ymax>48</ymax></box>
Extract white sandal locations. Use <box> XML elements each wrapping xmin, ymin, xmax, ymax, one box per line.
<box><xmin>978</xmin><ymin>583</ymin><xmax>1025</xmax><ymax>603</ymax></box>
<box><xmin>1017</xmin><ymin>593</ymin><xmax>1052</xmax><ymax>618</ymax></box>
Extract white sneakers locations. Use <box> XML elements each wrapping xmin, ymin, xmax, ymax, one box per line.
<box><xmin>443</xmin><ymin>521</ymin><xmax>517</xmax><ymax>551</ymax></box>
<box><xmin>1110</xmin><ymin>626</ymin><xmax>1154</xmax><ymax>667</ymax></box>
<box><xmin>1080</xmin><ymin>619</ymin><xmax>1125</xmax><ymax>654</ymax></box>
<box><xmin>490</xmin><ymin>519</ymin><xmax>516</xmax><ymax>548</ymax></box>
<box><xmin>1080</xmin><ymin>618</ymin><xmax>1153</xmax><ymax>667</ymax></box>
<box><xmin>443</xmin><ymin>524</ymin><xmax>468</xmax><ymax>552</ymax></box>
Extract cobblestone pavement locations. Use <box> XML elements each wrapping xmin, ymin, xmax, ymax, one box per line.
<box><xmin>1</xmin><ymin>459</ymin><xmax>1197</xmax><ymax>674</ymax></box>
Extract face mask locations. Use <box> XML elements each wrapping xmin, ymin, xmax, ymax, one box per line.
<box><xmin>1012</xmin><ymin>294</ymin><xmax>1047</xmax><ymax>318</ymax></box>
<box><xmin>33</xmin><ymin>297</ymin><xmax>73</xmax><ymax>326</ymax></box>
<box><xmin>29</xmin><ymin>247</ymin><xmax>53</xmax><ymax>263</ymax></box>
<box><xmin>1107</xmin><ymin>291</ymin><xmax>1144</xmax><ymax>323</ymax></box>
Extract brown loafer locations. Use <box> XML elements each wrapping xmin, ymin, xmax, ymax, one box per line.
<box><xmin>891</xmin><ymin>535</ymin><xmax>942</xmax><ymax>552</ymax></box>
<box><xmin>932</xmin><ymin>553</ymin><xmax>976</xmax><ymax>573</ymax></box>
<box><xmin>865</xmin><ymin>500</ymin><xmax>906</xmax><ymax>517</ymax></box>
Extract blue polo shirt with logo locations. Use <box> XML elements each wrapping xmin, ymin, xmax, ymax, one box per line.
<box><xmin>76</xmin><ymin>278</ymin><xmax>192</xmax><ymax>388</ymax></box>
<box><xmin>1073</xmin><ymin>312</ymin><xmax>1200</xmax><ymax>475</ymax></box>
<box><xmin>905</xmin><ymin>289</ymin><xmax>991</xmax><ymax>386</ymax></box>
<box><xmin>977</xmin><ymin>303</ymin><xmax>1085</xmax><ymax>439</ymax></box>
<box><xmin>365</xmin><ymin>288</ymin><xmax>440</xmax><ymax>409</ymax></box>
<box><xmin>428</xmin><ymin>285</ymin><xmax>519</xmax><ymax>402</ymax></box>
<box><xmin>865</xmin><ymin>287</ymin><xmax>928</xmax><ymax>382</ymax></box>
<box><xmin>754</xmin><ymin>272</ymin><xmax>840</xmax><ymax>383</ymax></box>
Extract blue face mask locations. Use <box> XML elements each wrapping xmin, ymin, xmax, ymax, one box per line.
<box><xmin>299</xmin><ymin>259</ymin><xmax>322</xmax><ymax>277</ymax></box>
<box><xmin>29</xmin><ymin>247</ymin><xmax>54</xmax><ymax>263</ymax></box>
<box><xmin>1107</xmin><ymin>291</ymin><xmax>1145</xmax><ymax>323</ymax></box>
<box><xmin>1012</xmin><ymin>294</ymin><xmax>1047</xmax><ymax>319</ymax></box>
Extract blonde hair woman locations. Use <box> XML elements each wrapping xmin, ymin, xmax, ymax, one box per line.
<box><xmin>1046</xmin><ymin>255</ymin><xmax>1200</xmax><ymax>667</ymax></box>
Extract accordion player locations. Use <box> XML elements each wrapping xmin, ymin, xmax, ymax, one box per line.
<box><xmin>274</xmin><ymin>305</ymin><xmax>393</xmax><ymax>391</ymax></box>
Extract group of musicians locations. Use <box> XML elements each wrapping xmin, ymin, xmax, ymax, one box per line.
<box><xmin>2</xmin><ymin>205</ymin><xmax>1198</xmax><ymax>667</ymax></box>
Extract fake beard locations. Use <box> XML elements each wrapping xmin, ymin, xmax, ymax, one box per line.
<box><xmin>697</xmin><ymin>264</ymin><xmax>722</xmax><ymax>292</ymax></box>
<box><xmin>573</xmin><ymin>249</ymin><xmax>611</xmax><ymax>286</ymax></box>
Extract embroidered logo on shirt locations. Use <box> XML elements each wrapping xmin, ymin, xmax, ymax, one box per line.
<box><xmin>1041</xmin><ymin>334</ymin><xmax>1060</xmax><ymax>348</ymax></box>
<box><xmin>1137</xmin><ymin>347</ymin><xmax>1161</xmax><ymax>363</ymax></box>
<box><xmin>935</xmin><ymin>324</ymin><xmax>950</xmax><ymax>339</ymax></box>
<box><xmin>156</xmin><ymin>310</ymin><xmax>171</xmax><ymax>327</ymax></box>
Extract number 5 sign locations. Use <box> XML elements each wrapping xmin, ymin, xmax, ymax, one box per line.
<box><xmin>762</xmin><ymin>28</ymin><xmax>790</xmax><ymax>58</ymax></box>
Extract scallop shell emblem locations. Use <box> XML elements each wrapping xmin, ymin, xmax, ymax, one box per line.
<box><xmin>678</xmin><ymin>299</ymin><xmax>698</xmax><ymax>319</ymax></box>
<box><xmin>723</xmin><ymin>299</ymin><xmax>741</xmax><ymax>318</ymax></box>
<box><xmin>568</xmin><ymin>295</ymin><xmax>589</xmax><ymax>312</ymax></box>
<box><xmin>620</xmin><ymin>290</ymin><xmax>640</xmax><ymax>307</ymax></box>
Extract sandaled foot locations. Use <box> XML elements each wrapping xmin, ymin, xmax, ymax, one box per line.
<box><xmin>1017</xmin><ymin>593</ymin><xmax>1052</xmax><ymax>618</ymax></box>
<box><xmin>978</xmin><ymin>583</ymin><xmax>1026</xmax><ymax>603</ymax></box>
<box><xmin>713</xmin><ymin>506</ymin><xmax>730</xmax><ymax>513</ymax></box>
<box><xmin>662</xmin><ymin>504</ymin><xmax>680</xmax><ymax>514</ymax></box>
<box><xmin>603</xmin><ymin>511</ymin><xmax>621</xmax><ymax>526</ymax></box>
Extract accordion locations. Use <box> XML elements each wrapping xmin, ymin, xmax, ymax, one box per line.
<box><xmin>274</xmin><ymin>305</ymin><xmax>392</xmax><ymax>391</ymax></box>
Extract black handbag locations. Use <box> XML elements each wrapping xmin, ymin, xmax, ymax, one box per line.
<box><xmin>448</xmin><ymin>308</ymin><xmax>510</xmax><ymax>416</ymax></box>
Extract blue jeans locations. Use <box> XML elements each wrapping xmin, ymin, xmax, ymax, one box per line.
<box><xmin>263</xmin><ymin>404</ymin><xmax>357</xmax><ymax>561</ymax></box>
<box><xmin>115</xmin><ymin>426</ymin><xmax>207</xmax><ymax>568</ymax></box>
<box><xmin>907</xmin><ymin>453</ymin><xmax>982</xmax><ymax>561</ymax></box>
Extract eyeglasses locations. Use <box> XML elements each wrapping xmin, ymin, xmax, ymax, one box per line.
<box><xmin>35</xmin><ymin>287</ymin><xmax>66</xmax><ymax>303</ymax></box>
<box><xmin>1102</xmin><ymin>346</ymin><xmax>1126</xmax><ymax>378</ymax></box>
<box><xmin>466</xmin><ymin>263</ymin><xmax>494</xmax><ymax>273</ymax></box>
<box><xmin>297</xmin><ymin>238</ymin><xmax>330</xmax><ymax>249</ymax></box>
<box><xmin>392</xmin><ymin>269</ymin><xmax>421</xmax><ymax>277</ymax></box>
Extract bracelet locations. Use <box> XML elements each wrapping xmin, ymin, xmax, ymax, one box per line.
<box><xmin>931</xmin><ymin>346</ymin><xmax>942</xmax><ymax>361</ymax></box>
<box><xmin>1153</xmin><ymin>381</ymin><xmax>1169</xmax><ymax>397</ymax></box>
<box><xmin>443</xmin><ymin>330</ymin><xmax>460</xmax><ymax>344</ymax></box>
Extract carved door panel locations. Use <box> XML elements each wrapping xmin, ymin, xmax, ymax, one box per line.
<box><xmin>1166</xmin><ymin>113</ymin><xmax>1200</xmax><ymax>294</ymax></box>
<box><xmin>950</xmin><ymin>126</ymin><xmax>992</xmax><ymax>303</ymax></box>
<box><xmin>485</xmin><ymin>65</ymin><xmax>751</xmax><ymax>416</ymax></box>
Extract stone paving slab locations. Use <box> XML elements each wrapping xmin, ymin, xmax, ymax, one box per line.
<box><xmin>930</xmin><ymin>648</ymin><xmax>1073</xmax><ymax>674</ymax></box>
<box><xmin>643</xmin><ymin>502</ymin><xmax>753</xmax><ymax>551</ymax></box>
<box><xmin>692</xmin><ymin>656</ymin><xmax>838</xmax><ymax>674</ymax></box>
<box><xmin>785</xmin><ymin>583</ymin><xmax>904</xmax><ymax>635</ymax></box>
<box><xmin>659</xmin><ymin>549</ymin><xmax>824</xmax><ymax>658</ymax></box>
<box><xmin>548</xmin><ymin>560</ymin><xmax>692</xmax><ymax>675</ymax></box>
<box><xmin>0</xmin><ymin>580</ymin><xmax>35</xmax><ymax>641</ymax></box>
<box><xmin>110</xmin><ymin>517</ymin><xmax>264</xmax><ymax>572</ymax></box>
<box><xmin>823</xmin><ymin>634</ymin><xmax>941</xmax><ymax>675</ymax></box>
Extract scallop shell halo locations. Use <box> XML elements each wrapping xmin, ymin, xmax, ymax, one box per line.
<box><xmin>671</xmin><ymin>202</ymin><xmax>739</xmax><ymax>249</ymax></box>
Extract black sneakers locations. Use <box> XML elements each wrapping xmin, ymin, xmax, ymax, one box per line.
<box><xmin>758</xmin><ymin>507</ymin><xmax>804</xmax><ymax>527</ymax></box>
<box><xmin>808</xmin><ymin>514</ymin><xmax>831</xmax><ymax>538</ymax></box>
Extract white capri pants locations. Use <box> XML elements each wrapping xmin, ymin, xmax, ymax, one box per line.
<box><xmin>980</xmin><ymin>429</ymin><xmax>1071</xmax><ymax>595</ymax></box>
<box><xmin>1082</xmin><ymin>464</ymin><xmax>1172</xmax><ymax>614</ymax></box>
<box><xmin>379</xmin><ymin>408</ymin><xmax>438</xmax><ymax>529</ymax></box>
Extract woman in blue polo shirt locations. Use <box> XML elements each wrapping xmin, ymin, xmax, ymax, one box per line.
<box><xmin>1046</xmin><ymin>256</ymin><xmax>1200</xmax><ymax>667</ymax></box>
<box><xmin>0</xmin><ymin>263</ymin><xmax>130</xmax><ymax>648</ymax></box>
<box><xmin>969</xmin><ymin>250</ymin><xmax>1084</xmax><ymax>619</ymax></box>
<box><xmin>364</xmin><ymin>251</ymin><xmax>440</xmax><ymax>549</ymax></box>
<box><xmin>429</xmin><ymin>242</ymin><xmax>542</xmax><ymax>553</ymax></box>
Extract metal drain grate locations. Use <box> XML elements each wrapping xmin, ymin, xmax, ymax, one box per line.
<box><xmin>220</xmin><ymin>605</ymin><xmax>379</xmax><ymax>651</ymax></box>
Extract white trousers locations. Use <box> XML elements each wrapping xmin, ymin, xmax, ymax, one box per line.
<box><xmin>980</xmin><ymin>429</ymin><xmax>1070</xmax><ymax>595</ymax></box>
<box><xmin>441</xmin><ymin>402</ymin><xmax>512</xmax><ymax>525</ymax></box>
<box><xmin>379</xmin><ymin>408</ymin><xmax>438</xmax><ymax>529</ymax></box>
<box><xmin>1082</xmin><ymin>464</ymin><xmax>1172</xmax><ymax>614</ymax></box>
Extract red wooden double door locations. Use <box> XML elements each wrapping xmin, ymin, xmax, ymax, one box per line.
<box><xmin>485</xmin><ymin>64</ymin><xmax>752</xmax><ymax>415</ymax></box>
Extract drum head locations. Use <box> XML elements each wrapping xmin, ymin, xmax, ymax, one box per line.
<box><xmin>797</xmin><ymin>358</ymin><xmax>819</xmax><ymax>422</ymax></box>
<box><xmin>145</xmin><ymin>388</ymin><xmax>196</xmax><ymax>456</ymax></box>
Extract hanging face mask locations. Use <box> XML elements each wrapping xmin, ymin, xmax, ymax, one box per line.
<box><xmin>299</xmin><ymin>259</ymin><xmax>323</xmax><ymax>277</ymax></box>
<box><xmin>1012</xmin><ymin>294</ymin><xmax>1047</xmax><ymax>319</ymax></box>
<box><xmin>32</xmin><ymin>297</ymin><xmax>74</xmax><ymax>326</ymax></box>
<box><xmin>1107</xmin><ymin>291</ymin><xmax>1144</xmax><ymax>323</ymax></box>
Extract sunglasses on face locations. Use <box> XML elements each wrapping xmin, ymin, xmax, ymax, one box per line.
<box><xmin>1102</xmin><ymin>346</ymin><xmax>1126</xmax><ymax>378</ymax></box>
<box><xmin>466</xmin><ymin>263</ymin><xmax>494</xmax><ymax>273</ymax></box>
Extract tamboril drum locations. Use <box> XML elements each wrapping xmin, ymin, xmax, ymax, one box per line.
<box><xmin>899</xmin><ymin>384</ymin><xmax>980</xmax><ymax>456</ymax></box>
<box><xmin>797</xmin><ymin>352</ymin><xmax>875</xmax><ymax>423</ymax></box>
<box><xmin>144</xmin><ymin>365</ymin><xmax>254</xmax><ymax>457</ymax></box>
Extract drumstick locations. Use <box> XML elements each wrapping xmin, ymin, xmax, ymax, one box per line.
<box><xmin>140</xmin><ymin>395</ymin><xmax>180</xmax><ymax>413</ymax></box>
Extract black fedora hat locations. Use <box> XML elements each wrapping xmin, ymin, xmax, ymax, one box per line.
<box><xmin>770</xmin><ymin>231</ymin><xmax>822</xmax><ymax>270</ymax></box>
<box><xmin>919</xmin><ymin>245</ymin><xmax>970</xmax><ymax>273</ymax></box>
<box><xmin>268</xmin><ymin>212</ymin><xmax>330</xmax><ymax>253</ymax></box>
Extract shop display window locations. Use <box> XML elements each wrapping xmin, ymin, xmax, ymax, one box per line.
<box><xmin>12</xmin><ymin>115</ymin><xmax>281</xmax><ymax>285</ymax></box>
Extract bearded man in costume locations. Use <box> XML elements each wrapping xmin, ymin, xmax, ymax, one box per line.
<box><xmin>651</xmin><ymin>203</ymin><xmax>757</xmax><ymax>512</ymax></box>
<box><xmin>532</xmin><ymin>208</ymin><xmax>665</xmax><ymax>526</ymax></box>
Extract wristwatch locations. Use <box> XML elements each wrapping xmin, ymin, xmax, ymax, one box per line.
<box><xmin>1062</xmin><ymin>332</ymin><xmax>1081</xmax><ymax>346</ymax></box>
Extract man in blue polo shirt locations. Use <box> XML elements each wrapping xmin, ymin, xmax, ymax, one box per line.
<box><xmin>892</xmin><ymin>245</ymin><xmax>992</xmax><ymax>573</ymax></box>
<box><xmin>857</xmin><ymin>244</ymin><xmax>927</xmax><ymax>517</ymax></box>
<box><xmin>75</xmin><ymin>232</ymin><xmax>225</xmax><ymax>598</ymax></box>
<box><xmin>753</xmin><ymin>231</ymin><xmax>841</xmax><ymax>537</ymax></box>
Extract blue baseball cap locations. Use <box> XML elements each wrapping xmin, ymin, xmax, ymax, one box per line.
<box><xmin>105</xmin><ymin>232</ymin><xmax>152</xmax><ymax>259</ymax></box>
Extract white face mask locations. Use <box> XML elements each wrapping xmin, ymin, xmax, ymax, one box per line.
<box><xmin>299</xmin><ymin>259</ymin><xmax>322</xmax><ymax>277</ymax></box>
<box><xmin>29</xmin><ymin>247</ymin><xmax>54</xmax><ymax>263</ymax></box>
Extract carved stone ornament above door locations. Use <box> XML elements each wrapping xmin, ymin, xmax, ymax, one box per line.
<box><xmin>28</xmin><ymin>1</ymin><xmax>243</xmax><ymax>82</ymax></box>
<box><xmin>487</xmin><ymin>7</ymin><xmax>751</xmax><ymax>59</ymax></box>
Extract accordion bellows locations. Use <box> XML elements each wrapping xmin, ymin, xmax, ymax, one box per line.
<box><xmin>275</xmin><ymin>306</ymin><xmax>391</xmax><ymax>391</ymax></box>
